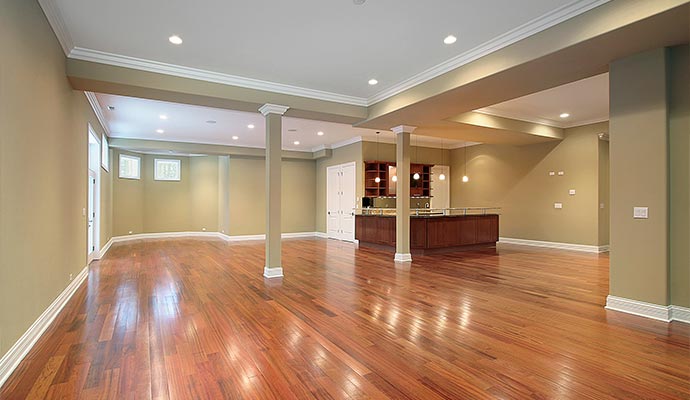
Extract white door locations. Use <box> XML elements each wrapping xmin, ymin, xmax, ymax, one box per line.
<box><xmin>431</xmin><ymin>165</ymin><xmax>450</xmax><ymax>210</ymax></box>
<box><xmin>326</xmin><ymin>166</ymin><xmax>341</xmax><ymax>238</ymax></box>
<box><xmin>87</xmin><ymin>171</ymin><xmax>96</xmax><ymax>257</ymax></box>
<box><xmin>339</xmin><ymin>163</ymin><xmax>356</xmax><ymax>242</ymax></box>
<box><xmin>326</xmin><ymin>162</ymin><xmax>357</xmax><ymax>242</ymax></box>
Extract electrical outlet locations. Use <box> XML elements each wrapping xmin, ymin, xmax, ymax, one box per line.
<box><xmin>128</xmin><ymin>230</ymin><xmax>133</xmax><ymax>234</ymax></box>
<box><xmin>569</xmin><ymin>189</ymin><xmax>576</xmax><ymax>195</ymax></box>
<box><xmin>633</xmin><ymin>207</ymin><xmax>648</xmax><ymax>219</ymax></box>
<box><xmin>554</xmin><ymin>203</ymin><xmax>563</xmax><ymax>209</ymax></box>
<box><xmin>69</xmin><ymin>273</ymin><xmax>73</xmax><ymax>281</ymax></box>
<box><xmin>549</xmin><ymin>171</ymin><xmax>555</xmax><ymax>176</ymax></box>
<box><xmin>202</xmin><ymin>227</ymin><xmax>206</xmax><ymax>231</ymax></box>
<box><xmin>82</xmin><ymin>208</ymin><xmax>86</xmax><ymax>216</ymax></box>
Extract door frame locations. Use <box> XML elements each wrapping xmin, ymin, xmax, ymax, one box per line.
<box><xmin>87</xmin><ymin>124</ymin><xmax>101</xmax><ymax>263</ymax></box>
<box><xmin>326</xmin><ymin>161</ymin><xmax>357</xmax><ymax>242</ymax></box>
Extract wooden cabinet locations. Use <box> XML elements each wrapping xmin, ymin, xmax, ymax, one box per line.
<box><xmin>364</xmin><ymin>161</ymin><xmax>433</xmax><ymax>197</ymax></box>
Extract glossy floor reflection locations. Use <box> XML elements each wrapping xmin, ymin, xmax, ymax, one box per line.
<box><xmin>2</xmin><ymin>238</ymin><xmax>689</xmax><ymax>399</ymax></box>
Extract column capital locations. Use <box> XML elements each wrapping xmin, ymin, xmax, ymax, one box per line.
<box><xmin>259</xmin><ymin>104</ymin><xmax>290</xmax><ymax>116</ymax></box>
<box><xmin>391</xmin><ymin>125</ymin><xmax>417</xmax><ymax>134</ymax></box>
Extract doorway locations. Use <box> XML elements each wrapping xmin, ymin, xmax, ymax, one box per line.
<box><xmin>327</xmin><ymin>162</ymin><xmax>356</xmax><ymax>242</ymax></box>
<box><xmin>87</xmin><ymin>125</ymin><xmax>100</xmax><ymax>262</ymax></box>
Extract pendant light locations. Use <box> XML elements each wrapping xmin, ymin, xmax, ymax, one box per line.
<box><xmin>439</xmin><ymin>139</ymin><xmax>446</xmax><ymax>181</ymax></box>
<box><xmin>374</xmin><ymin>132</ymin><xmax>381</xmax><ymax>183</ymax></box>
<box><xmin>413</xmin><ymin>135</ymin><xmax>420</xmax><ymax>180</ymax></box>
<box><xmin>462</xmin><ymin>141</ymin><xmax>469</xmax><ymax>183</ymax></box>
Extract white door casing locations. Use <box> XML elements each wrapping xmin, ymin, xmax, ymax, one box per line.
<box><xmin>326</xmin><ymin>162</ymin><xmax>356</xmax><ymax>242</ymax></box>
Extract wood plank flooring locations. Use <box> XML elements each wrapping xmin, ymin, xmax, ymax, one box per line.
<box><xmin>1</xmin><ymin>238</ymin><xmax>689</xmax><ymax>399</ymax></box>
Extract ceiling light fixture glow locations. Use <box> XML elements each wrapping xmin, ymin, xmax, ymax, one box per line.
<box><xmin>247</xmin><ymin>124</ymin><xmax>255</xmax><ymax>129</ymax></box>
<box><xmin>232</xmin><ymin>136</ymin><xmax>239</xmax><ymax>140</ymax></box>
<box><xmin>159</xmin><ymin>114</ymin><xmax>168</xmax><ymax>120</ymax></box>
<box><xmin>156</xmin><ymin>129</ymin><xmax>164</xmax><ymax>134</ymax></box>
<box><xmin>560</xmin><ymin>113</ymin><xmax>570</xmax><ymax>118</ymax></box>
<box><xmin>317</xmin><ymin>131</ymin><xmax>324</xmax><ymax>136</ymax></box>
<box><xmin>168</xmin><ymin>35</ymin><xmax>183</xmax><ymax>45</ymax></box>
<box><xmin>368</xmin><ymin>79</ymin><xmax>378</xmax><ymax>86</ymax></box>
<box><xmin>444</xmin><ymin>35</ymin><xmax>457</xmax><ymax>45</ymax></box>
<box><xmin>392</xmin><ymin>175</ymin><xmax>398</xmax><ymax>182</ymax></box>
<box><xmin>293</xmin><ymin>141</ymin><xmax>300</xmax><ymax>145</ymax></box>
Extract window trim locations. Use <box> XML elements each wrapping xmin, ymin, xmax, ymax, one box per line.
<box><xmin>119</xmin><ymin>154</ymin><xmax>141</xmax><ymax>180</ymax></box>
<box><xmin>101</xmin><ymin>135</ymin><xmax>109</xmax><ymax>172</ymax></box>
<box><xmin>154</xmin><ymin>158</ymin><xmax>181</xmax><ymax>181</ymax></box>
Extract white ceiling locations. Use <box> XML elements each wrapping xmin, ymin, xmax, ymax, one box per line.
<box><xmin>475</xmin><ymin>73</ymin><xmax>609</xmax><ymax>128</ymax></box>
<box><xmin>47</xmin><ymin>0</ymin><xmax>604</xmax><ymax>103</ymax></box>
<box><xmin>96</xmin><ymin>93</ymin><xmax>471</xmax><ymax>151</ymax></box>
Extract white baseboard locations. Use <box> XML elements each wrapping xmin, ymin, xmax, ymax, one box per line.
<box><xmin>394</xmin><ymin>253</ymin><xmax>412</xmax><ymax>262</ymax></box>
<box><xmin>499</xmin><ymin>237</ymin><xmax>609</xmax><ymax>253</ymax></box>
<box><xmin>315</xmin><ymin>232</ymin><xmax>328</xmax><ymax>238</ymax></box>
<box><xmin>605</xmin><ymin>295</ymin><xmax>690</xmax><ymax>324</ymax></box>
<box><xmin>93</xmin><ymin>237</ymin><xmax>114</xmax><ymax>260</ymax></box>
<box><xmin>0</xmin><ymin>266</ymin><xmax>88</xmax><ymax>389</ymax></box>
<box><xmin>263</xmin><ymin>267</ymin><xmax>284</xmax><ymax>279</ymax></box>
<box><xmin>671</xmin><ymin>305</ymin><xmax>690</xmax><ymax>324</ymax></box>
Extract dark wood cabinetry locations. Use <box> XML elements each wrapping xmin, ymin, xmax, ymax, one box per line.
<box><xmin>364</xmin><ymin>161</ymin><xmax>433</xmax><ymax>197</ymax></box>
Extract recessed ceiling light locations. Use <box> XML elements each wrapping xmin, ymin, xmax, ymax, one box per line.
<box><xmin>560</xmin><ymin>113</ymin><xmax>571</xmax><ymax>118</ymax></box>
<box><xmin>168</xmin><ymin>35</ymin><xmax>183</xmax><ymax>45</ymax></box>
<box><xmin>206</xmin><ymin>120</ymin><xmax>217</xmax><ymax>124</ymax></box>
<box><xmin>444</xmin><ymin>35</ymin><xmax>457</xmax><ymax>45</ymax></box>
<box><xmin>232</xmin><ymin>136</ymin><xmax>239</xmax><ymax>140</ymax></box>
<box><xmin>293</xmin><ymin>141</ymin><xmax>300</xmax><ymax>145</ymax></box>
<box><xmin>317</xmin><ymin>131</ymin><xmax>324</xmax><ymax>136</ymax></box>
<box><xmin>247</xmin><ymin>124</ymin><xmax>255</xmax><ymax>129</ymax></box>
<box><xmin>159</xmin><ymin>114</ymin><xmax>168</xmax><ymax>120</ymax></box>
<box><xmin>156</xmin><ymin>129</ymin><xmax>164</xmax><ymax>134</ymax></box>
<box><xmin>368</xmin><ymin>79</ymin><xmax>378</xmax><ymax>86</ymax></box>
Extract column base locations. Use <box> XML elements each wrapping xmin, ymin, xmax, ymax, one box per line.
<box><xmin>263</xmin><ymin>267</ymin><xmax>284</xmax><ymax>278</ymax></box>
<box><xmin>394</xmin><ymin>253</ymin><xmax>412</xmax><ymax>262</ymax></box>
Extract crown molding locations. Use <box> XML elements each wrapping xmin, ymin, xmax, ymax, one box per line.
<box><xmin>84</xmin><ymin>92</ymin><xmax>110</xmax><ymax>136</ymax></box>
<box><xmin>258</xmin><ymin>104</ymin><xmax>290</xmax><ymax>116</ymax></box>
<box><xmin>68</xmin><ymin>47</ymin><xmax>369</xmax><ymax>107</ymax></box>
<box><xmin>367</xmin><ymin>0</ymin><xmax>610</xmax><ymax>105</ymax></box>
<box><xmin>391</xmin><ymin>125</ymin><xmax>418</xmax><ymax>134</ymax></box>
<box><xmin>37</xmin><ymin>0</ymin><xmax>74</xmax><ymax>55</ymax></box>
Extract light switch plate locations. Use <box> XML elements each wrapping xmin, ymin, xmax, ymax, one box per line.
<box><xmin>569</xmin><ymin>189</ymin><xmax>576</xmax><ymax>195</ymax></box>
<box><xmin>554</xmin><ymin>203</ymin><xmax>563</xmax><ymax>209</ymax></box>
<box><xmin>600</xmin><ymin>203</ymin><xmax>605</xmax><ymax>209</ymax></box>
<box><xmin>633</xmin><ymin>207</ymin><xmax>649</xmax><ymax>219</ymax></box>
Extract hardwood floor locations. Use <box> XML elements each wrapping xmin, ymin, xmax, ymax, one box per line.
<box><xmin>1</xmin><ymin>238</ymin><xmax>689</xmax><ymax>399</ymax></box>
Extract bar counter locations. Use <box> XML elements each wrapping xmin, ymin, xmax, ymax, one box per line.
<box><xmin>355</xmin><ymin>209</ymin><xmax>499</xmax><ymax>254</ymax></box>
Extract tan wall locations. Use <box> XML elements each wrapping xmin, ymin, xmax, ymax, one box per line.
<box><xmin>450</xmin><ymin>122</ymin><xmax>606</xmax><ymax>246</ymax></box>
<box><xmin>609</xmin><ymin>48</ymin><xmax>670</xmax><ymax>305</ymax></box>
<box><xmin>112</xmin><ymin>150</ymin><xmax>145</xmax><ymax>236</ymax></box>
<box><xmin>191</xmin><ymin>156</ymin><xmax>220</xmax><ymax>232</ymax></box>
<box><xmin>228</xmin><ymin>157</ymin><xmax>316</xmax><ymax>235</ymax></box>
<box><xmin>315</xmin><ymin>143</ymin><xmax>363</xmax><ymax>233</ymax></box>
<box><xmin>669</xmin><ymin>45</ymin><xmax>690</xmax><ymax>308</ymax></box>
<box><xmin>143</xmin><ymin>155</ymin><xmax>193</xmax><ymax>233</ymax></box>
<box><xmin>0</xmin><ymin>0</ymin><xmax>111</xmax><ymax>358</ymax></box>
<box><xmin>598</xmin><ymin>139</ymin><xmax>610</xmax><ymax>246</ymax></box>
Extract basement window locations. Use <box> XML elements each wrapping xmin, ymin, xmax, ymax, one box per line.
<box><xmin>119</xmin><ymin>154</ymin><xmax>140</xmax><ymax>180</ymax></box>
<box><xmin>154</xmin><ymin>159</ymin><xmax>181</xmax><ymax>181</ymax></box>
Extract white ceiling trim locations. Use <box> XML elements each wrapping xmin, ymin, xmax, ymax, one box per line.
<box><xmin>475</xmin><ymin>108</ymin><xmax>608</xmax><ymax>129</ymax></box>
<box><xmin>38</xmin><ymin>0</ymin><xmax>73</xmax><ymax>55</ymax></box>
<box><xmin>366</xmin><ymin>0</ymin><xmax>610</xmax><ymax>105</ymax></box>
<box><xmin>84</xmin><ymin>91</ymin><xmax>111</xmax><ymax>136</ymax></box>
<box><xmin>69</xmin><ymin>47</ymin><xmax>369</xmax><ymax>107</ymax></box>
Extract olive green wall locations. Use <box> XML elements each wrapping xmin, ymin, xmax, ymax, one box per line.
<box><xmin>669</xmin><ymin>45</ymin><xmax>690</xmax><ymax>308</ymax></box>
<box><xmin>228</xmin><ymin>158</ymin><xmax>316</xmax><ymax>235</ymax></box>
<box><xmin>0</xmin><ymin>0</ymin><xmax>111</xmax><ymax>359</ymax></box>
<box><xmin>609</xmin><ymin>48</ymin><xmax>670</xmax><ymax>306</ymax></box>
<box><xmin>450</xmin><ymin>122</ymin><xmax>607</xmax><ymax>246</ymax></box>
<box><xmin>315</xmin><ymin>142</ymin><xmax>363</xmax><ymax>233</ymax></box>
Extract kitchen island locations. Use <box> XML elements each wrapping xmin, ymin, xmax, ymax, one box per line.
<box><xmin>355</xmin><ymin>209</ymin><xmax>499</xmax><ymax>254</ymax></box>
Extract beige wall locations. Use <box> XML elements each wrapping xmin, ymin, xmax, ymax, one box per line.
<box><xmin>143</xmin><ymin>155</ymin><xmax>193</xmax><ymax>233</ymax></box>
<box><xmin>598</xmin><ymin>139</ymin><xmax>610</xmax><ymax>246</ymax></box>
<box><xmin>669</xmin><ymin>45</ymin><xmax>690</xmax><ymax>308</ymax></box>
<box><xmin>609</xmin><ymin>48</ymin><xmax>670</xmax><ymax>306</ymax></box>
<box><xmin>450</xmin><ymin>122</ymin><xmax>606</xmax><ymax>246</ymax></box>
<box><xmin>191</xmin><ymin>156</ymin><xmax>220</xmax><ymax>232</ymax></box>
<box><xmin>228</xmin><ymin>157</ymin><xmax>316</xmax><ymax>235</ymax></box>
<box><xmin>0</xmin><ymin>0</ymin><xmax>111</xmax><ymax>358</ymax></box>
<box><xmin>315</xmin><ymin>143</ymin><xmax>363</xmax><ymax>233</ymax></box>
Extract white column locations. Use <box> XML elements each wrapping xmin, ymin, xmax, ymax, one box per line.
<box><xmin>259</xmin><ymin>103</ymin><xmax>289</xmax><ymax>278</ymax></box>
<box><xmin>391</xmin><ymin>125</ymin><xmax>416</xmax><ymax>262</ymax></box>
